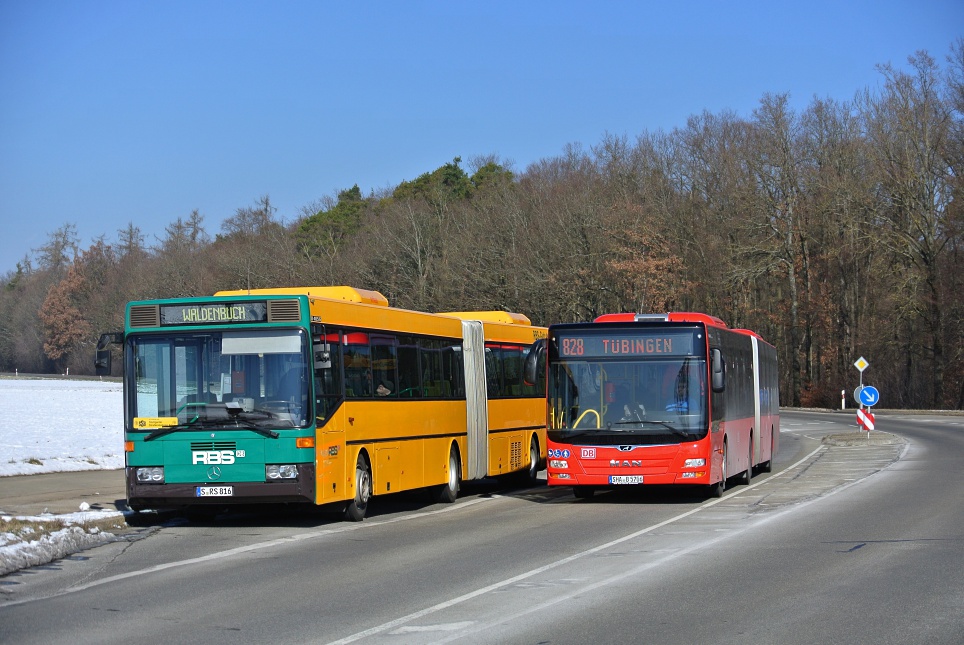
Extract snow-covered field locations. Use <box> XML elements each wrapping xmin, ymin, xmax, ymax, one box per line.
<box><xmin>1</xmin><ymin>377</ymin><xmax>128</xmax><ymax>576</ymax></box>
<box><xmin>0</xmin><ymin>377</ymin><xmax>125</xmax><ymax>476</ymax></box>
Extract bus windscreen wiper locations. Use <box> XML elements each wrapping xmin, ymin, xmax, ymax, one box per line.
<box><xmin>559</xmin><ymin>428</ymin><xmax>594</xmax><ymax>439</ymax></box>
<box><xmin>640</xmin><ymin>420</ymin><xmax>692</xmax><ymax>440</ymax></box>
<box><xmin>604</xmin><ymin>420</ymin><xmax>691</xmax><ymax>440</ymax></box>
<box><xmin>144</xmin><ymin>418</ymin><xmax>235</xmax><ymax>441</ymax></box>
<box><xmin>228</xmin><ymin>419</ymin><xmax>280</xmax><ymax>439</ymax></box>
<box><xmin>144</xmin><ymin>417</ymin><xmax>280</xmax><ymax>441</ymax></box>
<box><xmin>144</xmin><ymin>422</ymin><xmax>201</xmax><ymax>441</ymax></box>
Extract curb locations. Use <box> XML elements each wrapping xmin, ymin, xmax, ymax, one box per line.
<box><xmin>821</xmin><ymin>431</ymin><xmax>905</xmax><ymax>447</ymax></box>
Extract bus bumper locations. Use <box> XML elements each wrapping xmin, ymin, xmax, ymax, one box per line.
<box><xmin>125</xmin><ymin>464</ymin><xmax>316</xmax><ymax>510</ymax></box>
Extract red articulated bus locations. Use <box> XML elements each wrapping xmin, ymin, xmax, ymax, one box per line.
<box><xmin>524</xmin><ymin>312</ymin><xmax>779</xmax><ymax>498</ymax></box>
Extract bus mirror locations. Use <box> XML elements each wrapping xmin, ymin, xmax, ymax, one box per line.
<box><xmin>711</xmin><ymin>348</ymin><xmax>725</xmax><ymax>392</ymax></box>
<box><xmin>94</xmin><ymin>349</ymin><xmax>111</xmax><ymax>376</ymax></box>
<box><xmin>94</xmin><ymin>332</ymin><xmax>121</xmax><ymax>376</ymax></box>
<box><xmin>523</xmin><ymin>339</ymin><xmax>546</xmax><ymax>386</ymax></box>
<box><xmin>315</xmin><ymin>344</ymin><xmax>331</xmax><ymax>370</ymax></box>
<box><xmin>96</xmin><ymin>332</ymin><xmax>122</xmax><ymax>350</ymax></box>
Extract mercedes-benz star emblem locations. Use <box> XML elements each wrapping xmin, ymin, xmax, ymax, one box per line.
<box><xmin>207</xmin><ymin>466</ymin><xmax>222</xmax><ymax>481</ymax></box>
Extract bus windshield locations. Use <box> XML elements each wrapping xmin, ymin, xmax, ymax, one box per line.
<box><xmin>548</xmin><ymin>356</ymin><xmax>708</xmax><ymax>445</ymax></box>
<box><xmin>129</xmin><ymin>329</ymin><xmax>312</xmax><ymax>430</ymax></box>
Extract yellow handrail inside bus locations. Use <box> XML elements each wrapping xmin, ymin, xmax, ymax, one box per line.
<box><xmin>574</xmin><ymin>408</ymin><xmax>601</xmax><ymax>429</ymax></box>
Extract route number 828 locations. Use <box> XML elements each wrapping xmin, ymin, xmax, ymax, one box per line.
<box><xmin>561</xmin><ymin>337</ymin><xmax>584</xmax><ymax>356</ymax></box>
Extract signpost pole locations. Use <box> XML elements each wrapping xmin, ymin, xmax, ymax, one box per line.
<box><xmin>854</xmin><ymin>357</ymin><xmax>870</xmax><ymax>436</ymax></box>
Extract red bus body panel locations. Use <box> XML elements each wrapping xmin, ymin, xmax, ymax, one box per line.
<box><xmin>545</xmin><ymin>312</ymin><xmax>779</xmax><ymax>492</ymax></box>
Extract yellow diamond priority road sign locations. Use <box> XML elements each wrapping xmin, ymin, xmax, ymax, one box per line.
<box><xmin>854</xmin><ymin>357</ymin><xmax>869</xmax><ymax>372</ymax></box>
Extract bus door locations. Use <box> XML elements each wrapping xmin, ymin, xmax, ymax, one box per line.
<box><xmin>461</xmin><ymin>320</ymin><xmax>488</xmax><ymax>480</ymax></box>
<box><xmin>313</xmin><ymin>327</ymin><xmax>347</xmax><ymax>503</ymax></box>
<box><xmin>750</xmin><ymin>334</ymin><xmax>761</xmax><ymax>465</ymax></box>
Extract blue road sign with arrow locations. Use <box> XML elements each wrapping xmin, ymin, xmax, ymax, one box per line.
<box><xmin>858</xmin><ymin>385</ymin><xmax>880</xmax><ymax>407</ymax></box>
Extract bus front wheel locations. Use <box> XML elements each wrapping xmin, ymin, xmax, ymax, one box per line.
<box><xmin>708</xmin><ymin>441</ymin><xmax>727</xmax><ymax>498</ymax></box>
<box><xmin>573</xmin><ymin>486</ymin><xmax>595</xmax><ymax>499</ymax></box>
<box><xmin>345</xmin><ymin>453</ymin><xmax>371</xmax><ymax>521</ymax></box>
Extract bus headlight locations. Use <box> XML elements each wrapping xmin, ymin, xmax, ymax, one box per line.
<box><xmin>136</xmin><ymin>467</ymin><xmax>164</xmax><ymax>483</ymax></box>
<box><xmin>549</xmin><ymin>459</ymin><xmax>568</xmax><ymax>469</ymax></box>
<box><xmin>683</xmin><ymin>458</ymin><xmax>706</xmax><ymax>468</ymax></box>
<box><xmin>266</xmin><ymin>464</ymin><xmax>298</xmax><ymax>480</ymax></box>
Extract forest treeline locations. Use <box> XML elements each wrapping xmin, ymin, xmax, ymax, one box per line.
<box><xmin>2</xmin><ymin>48</ymin><xmax>962</xmax><ymax>409</ymax></box>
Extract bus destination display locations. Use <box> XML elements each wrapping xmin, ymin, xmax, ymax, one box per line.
<box><xmin>557</xmin><ymin>331</ymin><xmax>698</xmax><ymax>358</ymax></box>
<box><xmin>160</xmin><ymin>302</ymin><xmax>269</xmax><ymax>326</ymax></box>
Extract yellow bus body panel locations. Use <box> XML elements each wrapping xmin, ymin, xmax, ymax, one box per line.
<box><xmin>208</xmin><ymin>287</ymin><xmax>547</xmax><ymax>505</ymax></box>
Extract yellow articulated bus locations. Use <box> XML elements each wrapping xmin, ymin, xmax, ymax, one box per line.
<box><xmin>95</xmin><ymin>286</ymin><xmax>547</xmax><ymax>520</ymax></box>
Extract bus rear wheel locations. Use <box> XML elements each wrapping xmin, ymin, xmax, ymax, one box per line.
<box><xmin>759</xmin><ymin>430</ymin><xmax>774</xmax><ymax>473</ymax></box>
<box><xmin>433</xmin><ymin>446</ymin><xmax>460</xmax><ymax>503</ymax></box>
<box><xmin>738</xmin><ymin>439</ymin><xmax>753</xmax><ymax>485</ymax></box>
<box><xmin>515</xmin><ymin>436</ymin><xmax>540</xmax><ymax>486</ymax></box>
<box><xmin>345</xmin><ymin>452</ymin><xmax>371</xmax><ymax>521</ymax></box>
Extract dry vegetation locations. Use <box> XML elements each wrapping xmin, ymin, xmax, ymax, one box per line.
<box><xmin>2</xmin><ymin>47</ymin><xmax>963</xmax><ymax>410</ymax></box>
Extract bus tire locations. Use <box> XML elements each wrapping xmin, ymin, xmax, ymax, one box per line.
<box><xmin>573</xmin><ymin>486</ymin><xmax>595</xmax><ymax>499</ymax></box>
<box><xmin>433</xmin><ymin>446</ymin><xmax>460</xmax><ymax>503</ymax></box>
<box><xmin>738</xmin><ymin>438</ymin><xmax>753</xmax><ymax>485</ymax></box>
<box><xmin>345</xmin><ymin>452</ymin><xmax>372</xmax><ymax>521</ymax></box>
<box><xmin>760</xmin><ymin>430</ymin><xmax>774</xmax><ymax>473</ymax></box>
<box><xmin>516</xmin><ymin>435</ymin><xmax>541</xmax><ymax>486</ymax></box>
<box><xmin>185</xmin><ymin>505</ymin><xmax>220</xmax><ymax>522</ymax></box>
<box><xmin>708</xmin><ymin>441</ymin><xmax>727</xmax><ymax>498</ymax></box>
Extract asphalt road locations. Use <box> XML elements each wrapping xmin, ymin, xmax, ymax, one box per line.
<box><xmin>1</xmin><ymin>410</ymin><xmax>961</xmax><ymax>644</ymax></box>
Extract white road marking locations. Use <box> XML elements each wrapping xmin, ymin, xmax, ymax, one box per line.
<box><xmin>390</xmin><ymin>622</ymin><xmax>475</xmax><ymax>634</ymax></box>
<box><xmin>0</xmin><ymin>497</ymin><xmax>497</xmax><ymax>608</ymax></box>
<box><xmin>324</xmin><ymin>444</ymin><xmax>827</xmax><ymax>645</ymax></box>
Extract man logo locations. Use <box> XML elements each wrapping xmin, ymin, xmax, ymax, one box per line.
<box><xmin>192</xmin><ymin>450</ymin><xmax>235</xmax><ymax>465</ymax></box>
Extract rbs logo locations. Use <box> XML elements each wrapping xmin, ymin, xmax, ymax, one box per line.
<box><xmin>192</xmin><ymin>450</ymin><xmax>235</xmax><ymax>465</ymax></box>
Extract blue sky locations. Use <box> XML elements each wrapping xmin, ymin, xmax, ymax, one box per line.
<box><xmin>1</xmin><ymin>1</ymin><xmax>961</xmax><ymax>275</ymax></box>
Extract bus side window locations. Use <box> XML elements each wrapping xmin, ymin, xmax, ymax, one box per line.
<box><xmin>442</xmin><ymin>344</ymin><xmax>464</xmax><ymax>399</ymax></box>
<box><xmin>419</xmin><ymin>338</ymin><xmax>443</xmax><ymax>398</ymax></box>
<box><xmin>485</xmin><ymin>344</ymin><xmax>503</xmax><ymax>398</ymax></box>
<box><xmin>344</xmin><ymin>332</ymin><xmax>371</xmax><ymax>398</ymax></box>
<box><xmin>371</xmin><ymin>334</ymin><xmax>398</xmax><ymax>398</ymax></box>
<box><xmin>397</xmin><ymin>336</ymin><xmax>420</xmax><ymax>398</ymax></box>
<box><xmin>502</xmin><ymin>345</ymin><xmax>524</xmax><ymax>396</ymax></box>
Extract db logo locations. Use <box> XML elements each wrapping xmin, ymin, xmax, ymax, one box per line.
<box><xmin>581</xmin><ymin>447</ymin><xmax>596</xmax><ymax>459</ymax></box>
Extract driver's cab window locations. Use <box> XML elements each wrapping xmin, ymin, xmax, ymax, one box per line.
<box><xmin>313</xmin><ymin>328</ymin><xmax>342</xmax><ymax>423</ymax></box>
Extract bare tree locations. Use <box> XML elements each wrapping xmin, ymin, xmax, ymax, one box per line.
<box><xmin>863</xmin><ymin>51</ymin><xmax>956</xmax><ymax>407</ymax></box>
